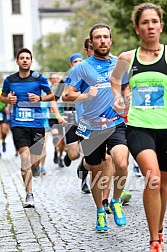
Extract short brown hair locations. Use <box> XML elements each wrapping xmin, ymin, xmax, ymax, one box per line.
<box><xmin>16</xmin><ymin>48</ymin><xmax>32</xmax><ymax>60</ymax></box>
<box><xmin>89</xmin><ymin>23</ymin><xmax>112</xmax><ymax>41</ymax></box>
<box><xmin>84</xmin><ymin>37</ymin><xmax>90</xmax><ymax>49</ymax></box>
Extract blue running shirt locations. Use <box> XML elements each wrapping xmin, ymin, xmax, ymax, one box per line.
<box><xmin>65</xmin><ymin>67</ymin><xmax>84</xmax><ymax>124</ymax></box>
<box><xmin>67</xmin><ymin>55</ymin><xmax>127</xmax><ymax>130</ymax></box>
<box><xmin>2</xmin><ymin>71</ymin><xmax>51</xmax><ymax>128</ymax></box>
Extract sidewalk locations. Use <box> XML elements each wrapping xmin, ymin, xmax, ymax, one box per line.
<box><xmin>0</xmin><ymin>132</ymin><xmax>166</xmax><ymax>252</ymax></box>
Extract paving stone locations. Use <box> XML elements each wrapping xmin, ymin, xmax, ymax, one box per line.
<box><xmin>0</xmin><ymin>132</ymin><xmax>166</xmax><ymax>252</ymax></box>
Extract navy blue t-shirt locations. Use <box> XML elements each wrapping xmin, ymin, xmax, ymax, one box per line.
<box><xmin>2</xmin><ymin>70</ymin><xmax>51</xmax><ymax>128</ymax></box>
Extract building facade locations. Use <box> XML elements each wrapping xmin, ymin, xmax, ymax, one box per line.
<box><xmin>0</xmin><ymin>0</ymin><xmax>80</xmax><ymax>76</ymax></box>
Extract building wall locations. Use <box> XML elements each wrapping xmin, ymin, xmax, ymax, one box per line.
<box><xmin>0</xmin><ymin>0</ymin><xmax>75</xmax><ymax>76</ymax></box>
<box><xmin>0</xmin><ymin>0</ymin><xmax>40</xmax><ymax>75</ymax></box>
<box><xmin>39</xmin><ymin>13</ymin><xmax>70</xmax><ymax>35</ymax></box>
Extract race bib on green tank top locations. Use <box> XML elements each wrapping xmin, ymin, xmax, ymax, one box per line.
<box><xmin>132</xmin><ymin>86</ymin><xmax>164</xmax><ymax>108</ymax></box>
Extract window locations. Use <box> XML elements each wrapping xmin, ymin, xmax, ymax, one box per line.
<box><xmin>13</xmin><ymin>35</ymin><xmax>23</xmax><ymax>58</ymax></box>
<box><xmin>12</xmin><ymin>0</ymin><xmax>21</xmax><ymax>14</ymax></box>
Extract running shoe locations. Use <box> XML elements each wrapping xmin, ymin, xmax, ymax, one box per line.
<box><xmin>2</xmin><ymin>142</ymin><xmax>6</xmax><ymax>152</ymax></box>
<box><xmin>40</xmin><ymin>167</ymin><xmax>46</xmax><ymax>176</ymax></box>
<box><xmin>31</xmin><ymin>165</ymin><xmax>40</xmax><ymax>177</ymax></box>
<box><xmin>58</xmin><ymin>158</ymin><xmax>64</xmax><ymax>167</ymax></box>
<box><xmin>53</xmin><ymin>150</ymin><xmax>58</xmax><ymax>163</ymax></box>
<box><xmin>120</xmin><ymin>190</ymin><xmax>131</xmax><ymax>205</ymax></box>
<box><xmin>159</xmin><ymin>233</ymin><xmax>164</xmax><ymax>251</ymax></box>
<box><xmin>96</xmin><ymin>211</ymin><xmax>108</xmax><ymax>232</ymax></box>
<box><xmin>24</xmin><ymin>193</ymin><xmax>35</xmax><ymax>208</ymax></box>
<box><xmin>110</xmin><ymin>199</ymin><xmax>126</xmax><ymax>226</ymax></box>
<box><xmin>102</xmin><ymin>199</ymin><xmax>112</xmax><ymax>214</ymax></box>
<box><xmin>133</xmin><ymin>166</ymin><xmax>142</xmax><ymax>177</ymax></box>
<box><xmin>81</xmin><ymin>182</ymin><xmax>91</xmax><ymax>194</ymax></box>
<box><xmin>77</xmin><ymin>158</ymin><xmax>88</xmax><ymax>180</ymax></box>
<box><xmin>64</xmin><ymin>153</ymin><xmax>71</xmax><ymax>167</ymax></box>
<box><xmin>150</xmin><ymin>241</ymin><xmax>162</xmax><ymax>252</ymax></box>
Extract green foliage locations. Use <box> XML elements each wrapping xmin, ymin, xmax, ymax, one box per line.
<box><xmin>33</xmin><ymin>33</ymin><xmax>70</xmax><ymax>72</ymax></box>
<box><xmin>65</xmin><ymin>0</ymin><xmax>114</xmax><ymax>53</ymax></box>
<box><xmin>33</xmin><ymin>0</ymin><xmax>116</xmax><ymax>72</ymax></box>
<box><xmin>108</xmin><ymin>0</ymin><xmax>167</xmax><ymax>36</ymax></box>
<box><xmin>33</xmin><ymin>0</ymin><xmax>167</xmax><ymax>71</ymax></box>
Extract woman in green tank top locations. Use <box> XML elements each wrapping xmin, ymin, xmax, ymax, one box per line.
<box><xmin>111</xmin><ymin>3</ymin><xmax>167</xmax><ymax>252</ymax></box>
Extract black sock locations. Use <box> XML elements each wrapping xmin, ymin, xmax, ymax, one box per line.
<box><xmin>150</xmin><ymin>240</ymin><xmax>159</xmax><ymax>245</ymax></box>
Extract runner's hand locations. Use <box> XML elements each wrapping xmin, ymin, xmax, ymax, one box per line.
<box><xmin>87</xmin><ymin>85</ymin><xmax>99</xmax><ymax>99</ymax></box>
<box><xmin>113</xmin><ymin>96</ymin><xmax>126</xmax><ymax>114</ymax></box>
<box><xmin>8</xmin><ymin>91</ymin><xmax>17</xmax><ymax>105</ymax></box>
<box><xmin>28</xmin><ymin>93</ymin><xmax>40</xmax><ymax>102</ymax></box>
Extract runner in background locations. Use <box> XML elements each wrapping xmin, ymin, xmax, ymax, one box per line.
<box><xmin>0</xmin><ymin>87</ymin><xmax>10</xmax><ymax>156</ymax></box>
<box><xmin>48</xmin><ymin>73</ymin><xmax>66</xmax><ymax>167</ymax></box>
<box><xmin>40</xmin><ymin>96</ymin><xmax>66</xmax><ymax>175</ymax></box>
<box><xmin>63</xmin><ymin>53</ymin><xmax>91</xmax><ymax>193</ymax></box>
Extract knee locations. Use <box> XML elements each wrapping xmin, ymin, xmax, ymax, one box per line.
<box><xmin>145</xmin><ymin>172</ymin><xmax>160</xmax><ymax>190</ymax></box>
<box><xmin>115</xmin><ymin>160</ymin><xmax>128</xmax><ymax>174</ymax></box>
<box><xmin>21</xmin><ymin>167</ymin><xmax>31</xmax><ymax>176</ymax></box>
<box><xmin>68</xmin><ymin>152</ymin><xmax>79</xmax><ymax>160</ymax></box>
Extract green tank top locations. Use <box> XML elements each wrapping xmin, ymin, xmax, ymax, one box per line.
<box><xmin>127</xmin><ymin>45</ymin><xmax>167</xmax><ymax>129</ymax></box>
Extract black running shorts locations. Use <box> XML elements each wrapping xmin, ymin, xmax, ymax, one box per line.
<box><xmin>65</xmin><ymin>125</ymin><xmax>79</xmax><ymax>145</ymax></box>
<box><xmin>80</xmin><ymin>123</ymin><xmax>127</xmax><ymax>165</ymax></box>
<box><xmin>11</xmin><ymin>126</ymin><xmax>45</xmax><ymax>155</ymax></box>
<box><xmin>126</xmin><ymin>126</ymin><xmax>167</xmax><ymax>171</ymax></box>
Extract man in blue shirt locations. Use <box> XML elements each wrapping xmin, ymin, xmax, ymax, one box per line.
<box><xmin>0</xmin><ymin>48</ymin><xmax>54</xmax><ymax>208</ymax></box>
<box><xmin>63</xmin><ymin>53</ymin><xmax>91</xmax><ymax>193</ymax></box>
<box><xmin>63</xmin><ymin>24</ymin><xmax>129</xmax><ymax>232</ymax></box>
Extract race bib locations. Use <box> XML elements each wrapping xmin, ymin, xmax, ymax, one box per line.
<box><xmin>0</xmin><ymin>112</ymin><xmax>3</xmax><ymax>121</ymax></box>
<box><xmin>132</xmin><ymin>86</ymin><xmax>164</xmax><ymax>108</ymax></box>
<box><xmin>15</xmin><ymin>108</ymin><xmax>35</xmax><ymax>121</ymax></box>
<box><xmin>75</xmin><ymin>118</ymin><xmax>91</xmax><ymax>139</ymax></box>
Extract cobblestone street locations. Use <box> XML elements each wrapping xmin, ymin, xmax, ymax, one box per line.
<box><xmin>0</xmin><ymin>132</ymin><xmax>166</xmax><ymax>252</ymax></box>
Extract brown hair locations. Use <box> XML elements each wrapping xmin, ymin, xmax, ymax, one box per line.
<box><xmin>16</xmin><ymin>48</ymin><xmax>32</xmax><ymax>60</ymax></box>
<box><xmin>89</xmin><ymin>23</ymin><xmax>112</xmax><ymax>41</ymax></box>
<box><xmin>84</xmin><ymin>37</ymin><xmax>90</xmax><ymax>49</ymax></box>
<box><xmin>131</xmin><ymin>2</ymin><xmax>163</xmax><ymax>27</ymax></box>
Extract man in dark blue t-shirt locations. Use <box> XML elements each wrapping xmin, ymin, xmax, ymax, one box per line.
<box><xmin>0</xmin><ymin>48</ymin><xmax>54</xmax><ymax>208</ymax></box>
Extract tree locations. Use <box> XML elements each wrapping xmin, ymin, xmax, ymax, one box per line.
<box><xmin>33</xmin><ymin>0</ymin><xmax>118</xmax><ymax>72</ymax></box>
<box><xmin>33</xmin><ymin>0</ymin><xmax>167</xmax><ymax>71</ymax></box>
<box><xmin>107</xmin><ymin>0</ymin><xmax>167</xmax><ymax>47</ymax></box>
<box><xmin>33</xmin><ymin>33</ymin><xmax>72</xmax><ymax>73</ymax></box>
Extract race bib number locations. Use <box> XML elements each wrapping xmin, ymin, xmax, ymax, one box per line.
<box><xmin>132</xmin><ymin>86</ymin><xmax>164</xmax><ymax>108</ymax></box>
<box><xmin>0</xmin><ymin>112</ymin><xmax>3</xmax><ymax>121</ymax></box>
<box><xmin>76</xmin><ymin>118</ymin><xmax>91</xmax><ymax>139</ymax></box>
<box><xmin>15</xmin><ymin>108</ymin><xmax>35</xmax><ymax>121</ymax></box>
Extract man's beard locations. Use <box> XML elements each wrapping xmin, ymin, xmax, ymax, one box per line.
<box><xmin>94</xmin><ymin>47</ymin><xmax>110</xmax><ymax>57</ymax></box>
<box><xmin>20</xmin><ymin>66</ymin><xmax>30</xmax><ymax>72</ymax></box>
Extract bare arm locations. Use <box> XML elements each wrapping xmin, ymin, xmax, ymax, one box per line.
<box><xmin>0</xmin><ymin>92</ymin><xmax>17</xmax><ymax>105</ymax></box>
<box><xmin>28</xmin><ymin>91</ymin><xmax>54</xmax><ymax>102</ymax></box>
<box><xmin>122</xmin><ymin>84</ymin><xmax>130</xmax><ymax>105</ymax></box>
<box><xmin>111</xmin><ymin>51</ymin><xmax>132</xmax><ymax>113</ymax></box>
<box><xmin>50</xmin><ymin>100</ymin><xmax>67</xmax><ymax>124</ymax></box>
<box><xmin>62</xmin><ymin>85</ymin><xmax>98</xmax><ymax>103</ymax></box>
<box><xmin>0</xmin><ymin>90</ymin><xmax>54</xmax><ymax>105</ymax></box>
